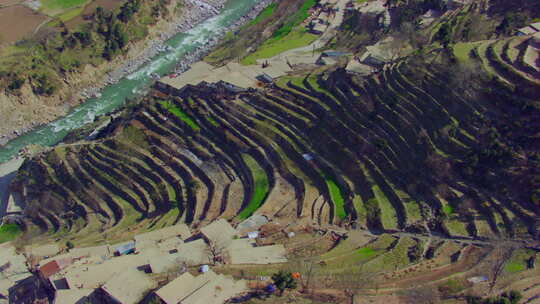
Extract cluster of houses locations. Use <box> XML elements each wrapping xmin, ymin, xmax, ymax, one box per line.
<box><xmin>306</xmin><ymin>0</ymin><xmax>340</xmax><ymax>35</ymax></box>
<box><xmin>1</xmin><ymin>218</ymin><xmax>288</xmax><ymax>304</ymax></box>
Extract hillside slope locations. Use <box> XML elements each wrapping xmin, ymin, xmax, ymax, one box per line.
<box><xmin>10</xmin><ymin>44</ymin><xmax>540</xmax><ymax>244</ymax></box>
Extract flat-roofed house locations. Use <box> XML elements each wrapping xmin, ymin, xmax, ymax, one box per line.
<box><xmin>154</xmin><ymin>270</ymin><xmax>247</xmax><ymax>304</ymax></box>
<box><xmin>113</xmin><ymin>241</ymin><xmax>135</xmax><ymax>256</ymax></box>
<box><xmin>530</xmin><ymin>22</ymin><xmax>540</xmax><ymax>32</ymax></box>
<box><xmin>518</xmin><ymin>26</ymin><xmax>539</xmax><ymax>36</ymax></box>
<box><xmin>256</xmin><ymin>73</ymin><xmax>274</xmax><ymax>84</ymax></box>
<box><xmin>145</xmin><ymin>256</ymin><xmax>178</xmax><ymax>274</ymax></box>
<box><xmin>60</xmin><ymin>252</ymin><xmax>151</xmax><ymax>289</ymax></box>
<box><xmin>134</xmin><ymin>224</ymin><xmax>191</xmax><ymax>244</ymax></box>
<box><xmin>68</xmin><ymin>245</ymin><xmax>110</xmax><ymax>259</ymax></box>
<box><xmin>517</xmin><ymin>23</ymin><xmax>540</xmax><ymax>36</ymax></box>
<box><xmin>53</xmin><ymin>289</ymin><xmax>93</xmax><ymax>304</ymax></box>
<box><xmin>0</xmin><ymin>244</ymin><xmax>32</xmax><ymax>298</ymax></box>
<box><xmin>100</xmin><ymin>269</ymin><xmax>156</xmax><ymax>304</ymax></box>
<box><xmin>200</xmin><ymin>219</ymin><xmax>236</xmax><ymax>248</ymax></box>
<box><xmin>359</xmin><ymin>51</ymin><xmax>387</xmax><ymax>68</ymax></box>
<box><xmin>25</xmin><ymin>244</ymin><xmax>60</xmax><ymax>259</ymax></box>
<box><xmin>154</xmin><ymin>272</ymin><xmax>200</xmax><ymax>304</ymax></box>
<box><xmin>171</xmin><ymin>239</ymin><xmax>211</xmax><ymax>266</ymax></box>
<box><xmin>228</xmin><ymin>240</ymin><xmax>288</xmax><ymax>265</ymax></box>
<box><xmin>39</xmin><ymin>258</ymin><xmax>72</xmax><ymax>279</ymax></box>
<box><xmin>181</xmin><ymin>272</ymin><xmax>247</xmax><ymax>304</ymax></box>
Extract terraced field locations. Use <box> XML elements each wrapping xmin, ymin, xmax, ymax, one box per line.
<box><xmin>11</xmin><ymin>40</ymin><xmax>540</xmax><ymax>246</ymax></box>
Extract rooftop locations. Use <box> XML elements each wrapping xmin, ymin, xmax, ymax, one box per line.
<box><xmin>101</xmin><ymin>268</ymin><xmax>156</xmax><ymax>304</ymax></box>
<box><xmin>237</xmin><ymin>215</ymin><xmax>269</xmax><ymax>234</ymax></box>
<box><xmin>155</xmin><ymin>270</ymin><xmax>247</xmax><ymax>304</ymax></box>
<box><xmin>154</xmin><ymin>272</ymin><xmax>200</xmax><ymax>304</ymax></box>
<box><xmin>200</xmin><ymin>219</ymin><xmax>236</xmax><ymax>247</ymax></box>
<box><xmin>58</xmin><ymin>252</ymin><xmax>152</xmax><ymax>289</ymax></box>
<box><xmin>531</xmin><ymin>22</ymin><xmax>540</xmax><ymax>31</ymax></box>
<box><xmin>39</xmin><ymin>259</ymin><xmax>71</xmax><ymax>278</ymax></box>
<box><xmin>229</xmin><ymin>243</ymin><xmax>288</xmax><ymax>264</ymax></box>
<box><xmin>113</xmin><ymin>241</ymin><xmax>135</xmax><ymax>255</ymax></box>
<box><xmin>159</xmin><ymin>60</ymin><xmax>292</xmax><ymax>91</ymax></box>
<box><xmin>147</xmin><ymin>255</ymin><xmax>177</xmax><ymax>274</ymax></box>
<box><xmin>134</xmin><ymin>224</ymin><xmax>191</xmax><ymax>244</ymax></box>
<box><xmin>53</xmin><ymin>289</ymin><xmax>93</xmax><ymax>304</ymax></box>
<box><xmin>171</xmin><ymin>239</ymin><xmax>210</xmax><ymax>266</ymax></box>
<box><xmin>25</xmin><ymin>244</ymin><xmax>60</xmax><ymax>258</ymax></box>
<box><xmin>518</xmin><ymin>26</ymin><xmax>539</xmax><ymax>35</ymax></box>
<box><xmin>0</xmin><ymin>243</ymin><xmax>32</xmax><ymax>296</ymax></box>
<box><xmin>68</xmin><ymin>246</ymin><xmax>110</xmax><ymax>259</ymax></box>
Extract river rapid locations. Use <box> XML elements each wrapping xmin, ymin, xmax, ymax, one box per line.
<box><xmin>0</xmin><ymin>0</ymin><xmax>263</xmax><ymax>164</ymax></box>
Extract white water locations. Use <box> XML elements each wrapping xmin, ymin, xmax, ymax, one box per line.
<box><xmin>0</xmin><ymin>0</ymin><xmax>260</xmax><ymax>163</ymax></box>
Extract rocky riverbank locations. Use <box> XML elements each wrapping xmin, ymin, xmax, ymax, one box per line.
<box><xmin>80</xmin><ymin>0</ymin><xmax>228</xmax><ymax>99</ymax></box>
<box><xmin>0</xmin><ymin>0</ymin><xmax>272</xmax><ymax>147</ymax></box>
<box><xmin>170</xmin><ymin>0</ymin><xmax>273</xmax><ymax>75</ymax></box>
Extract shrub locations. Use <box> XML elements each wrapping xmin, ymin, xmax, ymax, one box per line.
<box><xmin>467</xmin><ymin>291</ymin><xmax>523</xmax><ymax>304</ymax></box>
<box><xmin>271</xmin><ymin>271</ymin><xmax>297</xmax><ymax>295</ymax></box>
<box><xmin>7</xmin><ymin>77</ymin><xmax>25</xmax><ymax>92</ymax></box>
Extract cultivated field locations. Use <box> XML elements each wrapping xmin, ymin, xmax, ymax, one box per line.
<box><xmin>0</xmin><ymin>0</ymin><xmax>126</xmax><ymax>47</ymax></box>
<box><xmin>4</xmin><ymin>0</ymin><xmax>540</xmax><ymax>302</ymax></box>
<box><xmin>0</xmin><ymin>5</ymin><xmax>48</xmax><ymax>45</ymax></box>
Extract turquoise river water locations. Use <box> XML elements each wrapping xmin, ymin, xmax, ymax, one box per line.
<box><xmin>0</xmin><ymin>0</ymin><xmax>259</xmax><ymax>164</ymax></box>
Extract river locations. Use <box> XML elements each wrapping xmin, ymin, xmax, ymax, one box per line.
<box><xmin>0</xmin><ymin>0</ymin><xmax>259</xmax><ymax>164</ymax></box>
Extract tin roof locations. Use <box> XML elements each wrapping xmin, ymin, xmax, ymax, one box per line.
<box><xmin>115</xmin><ymin>241</ymin><xmax>135</xmax><ymax>255</ymax></box>
<box><xmin>39</xmin><ymin>261</ymin><xmax>62</xmax><ymax>278</ymax></box>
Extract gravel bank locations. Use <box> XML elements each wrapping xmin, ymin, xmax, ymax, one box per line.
<box><xmin>1</xmin><ymin>0</ymin><xmax>272</xmax><ymax>146</ymax></box>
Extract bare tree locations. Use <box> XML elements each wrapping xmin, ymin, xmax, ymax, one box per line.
<box><xmin>205</xmin><ymin>239</ymin><xmax>227</xmax><ymax>265</ymax></box>
<box><xmin>488</xmin><ymin>242</ymin><xmax>515</xmax><ymax>293</ymax></box>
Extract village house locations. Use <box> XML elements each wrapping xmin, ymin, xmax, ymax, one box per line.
<box><xmin>517</xmin><ymin>22</ymin><xmax>540</xmax><ymax>36</ymax></box>
<box><xmin>227</xmin><ymin>239</ymin><xmax>287</xmax><ymax>265</ymax></box>
<box><xmin>69</xmin><ymin>245</ymin><xmax>110</xmax><ymax>259</ymax></box>
<box><xmin>25</xmin><ymin>243</ymin><xmax>60</xmax><ymax>260</ymax></box>
<box><xmin>134</xmin><ymin>224</ymin><xmax>191</xmax><ymax>245</ymax></box>
<box><xmin>170</xmin><ymin>239</ymin><xmax>211</xmax><ymax>266</ymax></box>
<box><xmin>200</xmin><ymin>218</ymin><xmax>237</xmax><ymax>248</ymax></box>
<box><xmin>316</xmin><ymin>50</ymin><xmax>349</xmax><ymax>65</ymax></box>
<box><xmin>99</xmin><ymin>269</ymin><xmax>156</xmax><ymax>304</ymax></box>
<box><xmin>256</xmin><ymin>73</ymin><xmax>274</xmax><ymax>84</ymax></box>
<box><xmin>53</xmin><ymin>289</ymin><xmax>93</xmax><ymax>304</ymax></box>
<box><xmin>0</xmin><ymin>243</ymin><xmax>32</xmax><ymax>299</ymax></box>
<box><xmin>153</xmin><ymin>270</ymin><xmax>247</xmax><ymax>304</ymax></box>
<box><xmin>359</xmin><ymin>51</ymin><xmax>387</xmax><ymax>69</ymax></box>
<box><xmin>113</xmin><ymin>241</ymin><xmax>136</xmax><ymax>256</ymax></box>
<box><xmin>38</xmin><ymin>257</ymin><xmax>73</xmax><ymax>280</ymax></box>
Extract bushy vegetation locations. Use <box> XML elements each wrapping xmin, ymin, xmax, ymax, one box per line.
<box><xmin>271</xmin><ymin>0</ymin><xmax>316</xmax><ymax>40</ymax></box>
<box><xmin>0</xmin><ymin>0</ymin><xmax>171</xmax><ymax>95</ymax></box>
<box><xmin>389</xmin><ymin>0</ymin><xmax>446</xmax><ymax>27</ymax></box>
<box><xmin>271</xmin><ymin>271</ymin><xmax>298</xmax><ymax>295</ymax></box>
<box><xmin>247</xmin><ymin>3</ymin><xmax>277</xmax><ymax>27</ymax></box>
<box><xmin>160</xmin><ymin>100</ymin><xmax>201</xmax><ymax>131</ymax></box>
<box><xmin>241</xmin><ymin>28</ymin><xmax>317</xmax><ymax>65</ymax></box>
<box><xmin>238</xmin><ymin>154</ymin><xmax>270</xmax><ymax>220</ymax></box>
<box><xmin>466</xmin><ymin>291</ymin><xmax>522</xmax><ymax>304</ymax></box>
<box><xmin>323</xmin><ymin>173</ymin><xmax>346</xmax><ymax>219</ymax></box>
<box><xmin>206</xmin><ymin>0</ymin><xmax>317</xmax><ymax>66</ymax></box>
<box><xmin>0</xmin><ymin>224</ymin><xmax>22</xmax><ymax>243</ymax></box>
